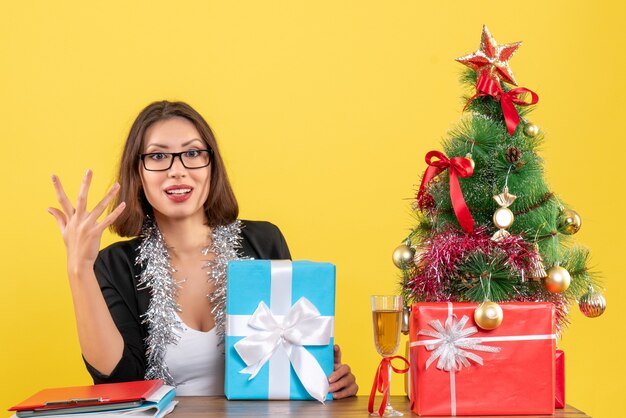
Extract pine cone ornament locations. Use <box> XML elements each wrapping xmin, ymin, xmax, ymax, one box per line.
<box><xmin>505</xmin><ymin>147</ymin><xmax>522</xmax><ymax>164</ymax></box>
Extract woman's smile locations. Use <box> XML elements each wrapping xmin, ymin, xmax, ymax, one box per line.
<box><xmin>164</xmin><ymin>184</ymin><xmax>194</xmax><ymax>202</ymax></box>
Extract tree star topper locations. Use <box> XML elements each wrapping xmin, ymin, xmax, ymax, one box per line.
<box><xmin>456</xmin><ymin>25</ymin><xmax>522</xmax><ymax>86</ymax></box>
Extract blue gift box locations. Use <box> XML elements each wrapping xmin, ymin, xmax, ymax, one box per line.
<box><xmin>225</xmin><ymin>260</ymin><xmax>336</xmax><ymax>401</ymax></box>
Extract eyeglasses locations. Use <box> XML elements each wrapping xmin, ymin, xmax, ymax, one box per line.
<box><xmin>139</xmin><ymin>149</ymin><xmax>213</xmax><ymax>171</ymax></box>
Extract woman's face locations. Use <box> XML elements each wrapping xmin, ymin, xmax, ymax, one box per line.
<box><xmin>139</xmin><ymin>117</ymin><xmax>211</xmax><ymax>225</ymax></box>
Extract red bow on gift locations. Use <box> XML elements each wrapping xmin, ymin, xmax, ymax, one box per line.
<box><xmin>368</xmin><ymin>355</ymin><xmax>410</xmax><ymax>417</ymax></box>
<box><xmin>465</xmin><ymin>74</ymin><xmax>539</xmax><ymax>136</ymax></box>
<box><xmin>417</xmin><ymin>151</ymin><xmax>475</xmax><ymax>234</ymax></box>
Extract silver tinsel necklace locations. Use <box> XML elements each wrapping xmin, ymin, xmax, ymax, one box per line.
<box><xmin>136</xmin><ymin>218</ymin><xmax>244</xmax><ymax>385</ymax></box>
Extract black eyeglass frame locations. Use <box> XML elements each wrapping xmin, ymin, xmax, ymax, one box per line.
<box><xmin>139</xmin><ymin>149</ymin><xmax>214</xmax><ymax>171</ymax></box>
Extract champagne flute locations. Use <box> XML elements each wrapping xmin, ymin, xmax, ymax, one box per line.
<box><xmin>371</xmin><ymin>295</ymin><xmax>403</xmax><ymax>417</ymax></box>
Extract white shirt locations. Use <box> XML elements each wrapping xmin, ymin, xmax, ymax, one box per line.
<box><xmin>164</xmin><ymin>313</ymin><xmax>225</xmax><ymax>396</ymax></box>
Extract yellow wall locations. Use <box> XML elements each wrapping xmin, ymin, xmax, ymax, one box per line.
<box><xmin>1</xmin><ymin>2</ymin><xmax>624</xmax><ymax>417</ymax></box>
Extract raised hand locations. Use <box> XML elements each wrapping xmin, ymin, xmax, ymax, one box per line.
<box><xmin>47</xmin><ymin>169</ymin><xmax>127</xmax><ymax>374</ymax></box>
<box><xmin>48</xmin><ymin>169</ymin><xmax>126</xmax><ymax>277</ymax></box>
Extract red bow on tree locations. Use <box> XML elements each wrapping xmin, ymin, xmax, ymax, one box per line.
<box><xmin>368</xmin><ymin>355</ymin><xmax>410</xmax><ymax>417</ymax></box>
<box><xmin>466</xmin><ymin>73</ymin><xmax>539</xmax><ymax>136</ymax></box>
<box><xmin>417</xmin><ymin>151</ymin><xmax>475</xmax><ymax>234</ymax></box>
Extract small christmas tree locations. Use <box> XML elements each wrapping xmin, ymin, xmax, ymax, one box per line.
<box><xmin>396</xmin><ymin>25</ymin><xmax>606</xmax><ymax>332</ymax></box>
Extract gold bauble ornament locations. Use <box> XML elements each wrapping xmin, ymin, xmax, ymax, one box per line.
<box><xmin>523</xmin><ymin>123</ymin><xmax>539</xmax><ymax>137</ymax></box>
<box><xmin>392</xmin><ymin>244</ymin><xmax>415</xmax><ymax>269</ymax></box>
<box><xmin>543</xmin><ymin>265</ymin><xmax>571</xmax><ymax>293</ymax></box>
<box><xmin>579</xmin><ymin>289</ymin><xmax>606</xmax><ymax>318</ymax></box>
<box><xmin>401</xmin><ymin>305</ymin><xmax>411</xmax><ymax>335</ymax></box>
<box><xmin>474</xmin><ymin>301</ymin><xmax>504</xmax><ymax>330</ymax></box>
<box><xmin>558</xmin><ymin>209</ymin><xmax>582</xmax><ymax>235</ymax></box>
<box><xmin>493</xmin><ymin>207</ymin><xmax>515</xmax><ymax>229</ymax></box>
<box><xmin>465</xmin><ymin>153</ymin><xmax>475</xmax><ymax>170</ymax></box>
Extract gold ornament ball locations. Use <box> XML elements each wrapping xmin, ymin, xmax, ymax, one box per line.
<box><xmin>474</xmin><ymin>301</ymin><xmax>504</xmax><ymax>330</ymax></box>
<box><xmin>543</xmin><ymin>266</ymin><xmax>571</xmax><ymax>293</ymax></box>
<box><xmin>392</xmin><ymin>244</ymin><xmax>415</xmax><ymax>269</ymax></box>
<box><xmin>493</xmin><ymin>207</ymin><xmax>515</xmax><ymax>229</ymax></box>
<box><xmin>558</xmin><ymin>209</ymin><xmax>582</xmax><ymax>235</ymax></box>
<box><xmin>523</xmin><ymin>123</ymin><xmax>540</xmax><ymax>137</ymax></box>
<box><xmin>579</xmin><ymin>290</ymin><xmax>606</xmax><ymax>318</ymax></box>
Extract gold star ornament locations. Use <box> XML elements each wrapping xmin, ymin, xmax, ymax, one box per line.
<box><xmin>456</xmin><ymin>25</ymin><xmax>522</xmax><ymax>86</ymax></box>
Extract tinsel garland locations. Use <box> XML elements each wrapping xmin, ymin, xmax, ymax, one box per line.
<box><xmin>136</xmin><ymin>218</ymin><xmax>244</xmax><ymax>385</ymax></box>
<box><xmin>407</xmin><ymin>226</ymin><xmax>536</xmax><ymax>300</ymax></box>
<box><xmin>406</xmin><ymin>226</ymin><xmax>569</xmax><ymax>332</ymax></box>
<box><xmin>136</xmin><ymin>219</ymin><xmax>181</xmax><ymax>385</ymax></box>
<box><xmin>204</xmin><ymin>220</ymin><xmax>247</xmax><ymax>344</ymax></box>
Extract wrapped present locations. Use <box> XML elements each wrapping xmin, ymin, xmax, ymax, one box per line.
<box><xmin>555</xmin><ymin>349</ymin><xmax>565</xmax><ymax>408</ymax></box>
<box><xmin>225</xmin><ymin>260</ymin><xmax>335</xmax><ymax>402</ymax></box>
<box><xmin>410</xmin><ymin>302</ymin><xmax>556</xmax><ymax>416</ymax></box>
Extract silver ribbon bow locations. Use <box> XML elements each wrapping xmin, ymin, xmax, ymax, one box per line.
<box><xmin>418</xmin><ymin>314</ymin><xmax>501</xmax><ymax>371</ymax></box>
<box><xmin>233</xmin><ymin>297</ymin><xmax>333</xmax><ymax>402</ymax></box>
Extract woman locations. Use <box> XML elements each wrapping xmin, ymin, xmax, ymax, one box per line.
<box><xmin>48</xmin><ymin>101</ymin><xmax>358</xmax><ymax>398</ymax></box>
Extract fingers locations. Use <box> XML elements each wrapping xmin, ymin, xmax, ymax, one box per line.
<box><xmin>96</xmin><ymin>201</ymin><xmax>126</xmax><ymax>233</ymax></box>
<box><xmin>329</xmin><ymin>345</ymin><xmax>358</xmax><ymax>398</ymax></box>
<box><xmin>329</xmin><ymin>363</ymin><xmax>351</xmax><ymax>384</ymax></box>
<box><xmin>47</xmin><ymin>207</ymin><xmax>67</xmax><ymax>232</ymax></box>
<box><xmin>52</xmin><ymin>171</ymin><xmax>123</xmax><ymax>235</ymax></box>
<box><xmin>331</xmin><ymin>381</ymin><xmax>358</xmax><ymax>399</ymax></box>
<box><xmin>333</xmin><ymin>344</ymin><xmax>342</xmax><ymax>366</ymax></box>
<box><xmin>328</xmin><ymin>364</ymin><xmax>358</xmax><ymax>398</ymax></box>
<box><xmin>75</xmin><ymin>169</ymin><xmax>93</xmax><ymax>217</ymax></box>
<box><xmin>88</xmin><ymin>183</ymin><xmax>121</xmax><ymax>222</ymax></box>
<box><xmin>51</xmin><ymin>175</ymin><xmax>75</xmax><ymax>218</ymax></box>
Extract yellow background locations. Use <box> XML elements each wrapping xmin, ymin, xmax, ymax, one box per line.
<box><xmin>1</xmin><ymin>1</ymin><xmax>624</xmax><ymax>417</ymax></box>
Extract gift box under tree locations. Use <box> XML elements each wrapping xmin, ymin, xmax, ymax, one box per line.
<box><xmin>406</xmin><ymin>342</ymin><xmax>566</xmax><ymax>409</ymax></box>
<box><xmin>225</xmin><ymin>260</ymin><xmax>335</xmax><ymax>402</ymax></box>
<box><xmin>409</xmin><ymin>302</ymin><xmax>555</xmax><ymax>416</ymax></box>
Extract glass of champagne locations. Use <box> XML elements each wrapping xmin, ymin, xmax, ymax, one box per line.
<box><xmin>371</xmin><ymin>295</ymin><xmax>403</xmax><ymax>417</ymax></box>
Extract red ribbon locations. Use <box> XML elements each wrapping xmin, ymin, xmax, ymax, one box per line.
<box><xmin>368</xmin><ymin>355</ymin><xmax>410</xmax><ymax>417</ymax></box>
<box><xmin>466</xmin><ymin>74</ymin><xmax>539</xmax><ymax>136</ymax></box>
<box><xmin>417</xmin><ymin>150</ymin><xmax>475</xmax><ymax>233</ymax></box>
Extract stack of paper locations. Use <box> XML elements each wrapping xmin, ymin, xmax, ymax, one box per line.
<box><xmin>9</xmin><ymin>380</ymin><xmax>177</xmax><ymax>418</ymax></box>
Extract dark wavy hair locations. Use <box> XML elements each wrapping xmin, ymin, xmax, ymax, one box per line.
<box><xmin>110</xmin><ymin>100</ymin><xmax>238</xmax><ymax>237</ymax></box>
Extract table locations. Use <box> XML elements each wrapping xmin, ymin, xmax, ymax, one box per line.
<box><xmin>170</xmin><ymin>396</ymin><xmax>590</xmax><ymax>417</ymax></box>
